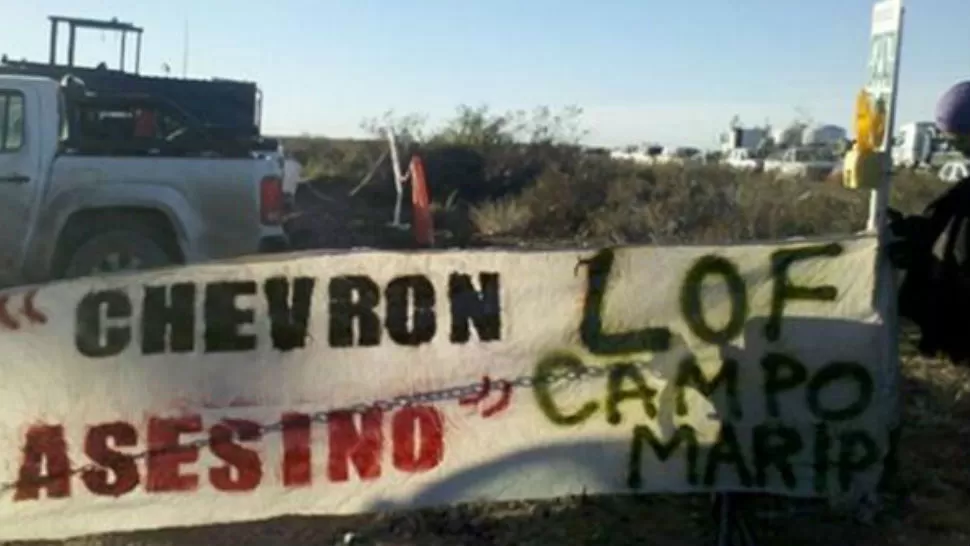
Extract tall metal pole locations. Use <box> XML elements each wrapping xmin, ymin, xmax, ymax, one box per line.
<box><xmin>387</xmin><ymin>127</ymin><xmax>406</xmax><ymax>227</ymax></box>
<box><xmin>135</xmin><ymin>31</ymin><xmax>142</xmax><ymax>74</ymax></box>
<box><xmin>67</xmin><ymin>23</ymin><xmax>76</xmax><ymax>67</ymax></box>
<box><xmin>48</xmin><ymin>19</ymin><xmax>58</xmax><ymax>65</ymax></box>
<box><xmin>119</xmin><ymin>31</ymin><xmax>127</xmax><ymax>71</ymax></box>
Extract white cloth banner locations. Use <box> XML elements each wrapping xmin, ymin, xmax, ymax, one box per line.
<box><xmin>0</xmin><ymin>234</ymin><xmax>895</xmax><ymax>540</ymax></box>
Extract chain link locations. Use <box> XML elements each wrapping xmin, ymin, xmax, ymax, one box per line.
<box><xmin>0</xmin><ymin>357</ymin><xmax>649</xmax><ymax>496</ymax></box>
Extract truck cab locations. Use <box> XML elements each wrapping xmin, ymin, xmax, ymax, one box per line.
<box><xmin>722</xmin><ymin>148</ymin><xmax>764</xmax><ymax>172</ymax></box>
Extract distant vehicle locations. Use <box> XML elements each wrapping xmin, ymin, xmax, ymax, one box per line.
<box><xmin>773</xmin><ymin>122</ymin><xmax>808</xmax><ymax>149</ymax></box>
<box><xmin>802</xmin><ymin>124</ymin><xmax>848</xmax><ymax>147</ymax></box>
<box><xmin>722</xmin><ymin>148</ymin><xmax>763</xmax><ymax>172</ymax></box>
<box><xmin>719</xmin><ymin>126</ymin><xmax>769</xmax><ymax>154</ymax></box>
<box><xmin>892</xmin><ymin>122</ymin><xmax>937</xmax><ymax>169</ymax></box>
<box><xmin>938</xmin><ymin>160</ymin><xmax>970</xmax><ymax>183</ymax></box>
<box><xmin>584</xmin><ymin>146</ymin><xmax>611</xmax><ymax>157</ymax></box>
<box><xmin>609</xmin><ymin>144</ymin><xmax>663</xmax><ymax>164</ymax></box>
<box><xmin>0</xmin><ymin>74</ymin><xmax>288</xmax><ymax>287</ymax></box>
<box><xmin>657</xmin><ymin>146</ymin><xmax>702</xmax><ymax>165</ymax></box>
<box><xmin>763</xmin><ymin>147</ymin><xmax>837</xmax><ymax>180</ymax></box>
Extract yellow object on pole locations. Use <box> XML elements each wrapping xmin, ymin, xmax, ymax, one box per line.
<box><xmin>855</xmin><ymin>89</ymin><xmax>874</xmax><ymax>152</ymax></box>
<box><xmin>843</xmin><ymin>89</ymin><xmax>887</xmax><ymax>190</ymax></box>
<box><xmin>843</xmin><ymin>147</ymin><xmax>885</xmax><ymax>190</ymax></box>
<box><xmin>871</xmin><ymin>96</ymin><xmax>887</xmax><ymax>148</ymax></box>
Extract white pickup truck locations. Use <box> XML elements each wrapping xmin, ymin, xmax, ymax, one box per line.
<box><xmin>722</xmin><ymin>148</ymin><xmax>763</xmax><ymax>172</ymax></box>
<box><xmin>762</xmin><ymin>147</ymin><xmax>838</xmax><ymax>181</ymax></box>
<box><xmin>0</xmin><ymin>75</ymin><xmax>288</xmax><ymax>288</ymax></box>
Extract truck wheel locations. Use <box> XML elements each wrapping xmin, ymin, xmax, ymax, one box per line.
<box><xmin>60</xmin><ymin>230</ymin><xmax>177</xmax><ymax>280</ymax></box>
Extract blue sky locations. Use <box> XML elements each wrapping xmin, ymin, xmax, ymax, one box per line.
<box><xmin>4</xmin><ymin>1</ymin><xmax>969</xmax><ymax>148</ymax></box>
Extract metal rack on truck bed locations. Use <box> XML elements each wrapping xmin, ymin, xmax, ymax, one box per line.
<box><xmin>0</xmin><ymin>15</ymin><xmax>263</xmax><ymax>139</ymax></box>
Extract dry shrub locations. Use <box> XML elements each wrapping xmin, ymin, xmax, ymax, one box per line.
<box><xmin>469</xmin><ymin>161</ymin><xmax>950</xmax><ymax>244</ymax></box>
<box><xmin>890</xmin><ymin>168</ymin><xmax>951</xmax><ymax>214</ymax></box>
<box><xmin>282</xmin><ymin>137</ymin><xmax>387</xmax><ymax>182</ymax></box>
<box><xmin>517</xmin><ymin>159</ymin><xmax>612</xmax><ymax>238</ymax></box>
<box><xmin>469</xmin><ymin>197</ymin><xmax>533</xmax><ymax>236</ymax></box>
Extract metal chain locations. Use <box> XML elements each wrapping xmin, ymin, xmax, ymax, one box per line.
<box><xmin>0</xmin><ymin>358</ymin><xmax>623</xmax><ymax>497</ymax></box>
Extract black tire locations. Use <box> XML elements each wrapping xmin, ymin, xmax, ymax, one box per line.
<box><xmin>59</xmin><ymin>228</ymin><xmax>178</xmax><ymax>280</ymax></box>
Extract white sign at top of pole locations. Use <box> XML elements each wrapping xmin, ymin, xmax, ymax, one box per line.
<box><xmin>864</xmin><ymin>0</ymin><xmax>904</xmax><ymax>233</ymax></box>
<box><xmin>865</xmin><ymin>0</ymin><xmax>903</xmax><ymax>153</ymax></box>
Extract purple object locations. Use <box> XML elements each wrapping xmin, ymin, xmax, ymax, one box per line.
<box><xmin>936</xmin><ymin>81</ymin><xmax>970</xmax><ymax>136</ymax></box>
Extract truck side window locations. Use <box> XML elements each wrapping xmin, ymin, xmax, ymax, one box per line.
<box><xmin>0</xmin><ymin>91</ymin><xmax>25</xmax><ymax>152</ymax></box>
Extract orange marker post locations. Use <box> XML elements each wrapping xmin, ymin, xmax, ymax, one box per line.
<box><xmin>408</xmin><ymin>155</ymin><xmax>434</xmax><ymax>247</ymax></box>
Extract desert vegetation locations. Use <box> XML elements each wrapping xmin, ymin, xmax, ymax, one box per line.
<box><xmin>282</xmin><ymin>105</ymin><xmax>948</xmax><ymax>250</ymax></box>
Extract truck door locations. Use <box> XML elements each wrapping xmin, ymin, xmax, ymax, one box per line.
<box><xmin>0</xmin><ymin>84</ymin><xmax>42</xmax><ymax>287</ymax></box>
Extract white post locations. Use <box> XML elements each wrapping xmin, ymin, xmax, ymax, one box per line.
<box><xmin>386</xmin><ymin>127</ymin><xmax>406</xmax><ymax>227</ymax></box>
<box><xmin>866</xmin><ymin>0</ymin><xmax>905</xmax><ymax>233</ymax></box>
<box><xmin>863</xmin><ymin>0</ymin><xmax>905</xmax><ymax>493</ymax></box>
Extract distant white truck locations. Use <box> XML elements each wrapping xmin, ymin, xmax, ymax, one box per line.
<box><xmin>719</xmin><ymin>127</ymin><xmax>769</xmax><ymax>154</ymax></box>
<box><xmin>657</xmin><ymin>146</ymin><xmax>702</xmax><ymax>165</ymax></box>
<box><xmin>892</xmin><ymin>121</ymin><xmax>936</xmax><ymax>169</ymax></box>
<box><xmin>609</xmin><ymin>144</ymin><xmax>663</xmax><ymax>165</ymax></box>
<box><xmin>0</xmin><ymin>75</ymin><xmax>288</xmax><ymax>288</ymax></box>
<box><xmin>802</xmin><ymin>124</ymin><xmax>848</xmax><ymax>147</ymax></box>
<box><xmin>722</xmin><ymin>148</ymin><xmax>763</xmax><ymax>172</ymax></box>
<box><xmin>763</xmin><ymin>147</ymin><xmax>838</xmax><ymax>180</ymax></box>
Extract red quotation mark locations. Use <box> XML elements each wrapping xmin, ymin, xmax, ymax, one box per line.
<box><xmin>0</xmin><ymin>289</ymin><xmax>47</xmax><ymax>331</ymax></box>
<box><xmin>459</xmin><ymin>376</ymin><xmax>512</xmax><ymax>418</ymax></box>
